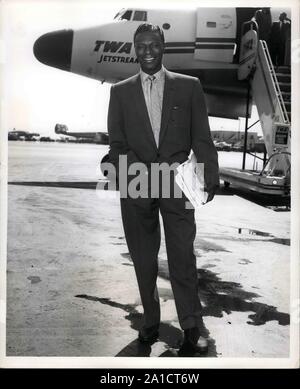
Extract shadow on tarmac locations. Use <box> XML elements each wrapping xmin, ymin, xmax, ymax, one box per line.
<box><xmin>75</xmin><ymin>253</ymin><xmax>289</xmax><ymax>357</ymax></box>
<box><xmin>155</xmin><ymin>259</ymin><xmax>290</xmax><ymax>326</ymax></box>
<box><xmin>75</xmin><ymin>294</ymin><xmax>217</xmax><ymax>357</ymax></box>
<box><xmin>196</xmin><ymin>268</ymin><xmax>290</xmax><ymax>326</ymax></box>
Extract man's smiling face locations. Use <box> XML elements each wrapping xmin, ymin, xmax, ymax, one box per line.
<box><xmin>134</xmin><ymin>31</ymin><xmax>164</xmax><ymax>75</ymax></box>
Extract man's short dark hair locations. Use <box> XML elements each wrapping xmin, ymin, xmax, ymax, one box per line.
<box><xmin>134</xmin><ymin>23</ymin><xmax>165</xmax><ymax>44</ymax></box>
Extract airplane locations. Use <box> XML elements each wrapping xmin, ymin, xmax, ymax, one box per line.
<box><xmin>33</xmin><ymin>6</ymin><xmax>291</xmax><ymax>197</ymax></box>
<box><xmin>55</xmin><ymin>123</ymin><xmax>109</xmax><ymax>144</ymax></box>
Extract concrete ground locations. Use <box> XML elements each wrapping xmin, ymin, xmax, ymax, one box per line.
<box><xmin>6</xmin><ymin>182</ymin><xmax>290</xmax><ymax>359</ymax></box>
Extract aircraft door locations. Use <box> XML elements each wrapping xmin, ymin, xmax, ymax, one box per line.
<box><xmin>195</xmin><ymin>8</ymin><xmax>236</xmax><ymax>63</ymax></box>
<box><xmin>238</xmin><ymin>21</ymin><xmax>258</xmax><ymax>80</ymax></box>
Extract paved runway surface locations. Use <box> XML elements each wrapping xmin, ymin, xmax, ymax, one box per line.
<box><xmin>6</xmin><ymin>142</ymin><xmax>290</xmax><ymax>358</ymax></box>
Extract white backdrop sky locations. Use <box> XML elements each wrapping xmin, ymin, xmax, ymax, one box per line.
<box><xmin>0</xmin><ymin>0</ymin><xmax>275</xmax><ymax>137</ymax></box>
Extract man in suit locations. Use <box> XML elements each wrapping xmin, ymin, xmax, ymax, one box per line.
<box><xmin>269</xmin><ymin>12</ymin><xmax>291</xmax><ymax>66</ymax></box>
<box><xmin>107</xmin><ymin>23</ymin><xmax>219</xmax><ymax>354</ymax></box>
<box><xmin>252</xmin><ymin>8</ymin><xmax>272</xmax><ymax>43</ymax></box>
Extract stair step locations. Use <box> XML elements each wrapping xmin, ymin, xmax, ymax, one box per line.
<box><xmin>278</xmin><ymin>82</ymin><xmax>291</xmax><ymax>92</ymax></box>
<box><xmin>284</xmin><ymin>101</ymin><xmax>291</xmax><ymax>111</ymax></box>
<box><xmin>281</xmin><ymin>91</ymin><xmax>291</xmax><ymax>101</ymax></box>
<box><xmin>276</xmin><ymin>73</ymin><xmax>291</xmax><ymax>83</ymax></box>
<box><xmin>276</xmin><ymin>66</ymin><xmax>291</xmax><ymax>74</ymax></box>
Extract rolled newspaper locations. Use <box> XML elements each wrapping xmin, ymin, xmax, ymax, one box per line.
<box><xmin>175</xmin><ymin>153</ymin><xmax>208</xmax><ymax>208</ymax></box>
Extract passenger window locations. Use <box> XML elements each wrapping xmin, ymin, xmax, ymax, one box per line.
<box><xmin>133</xmin><ymin>10</ymin><xmax>147</xmax><ymax>21</ymax></box>
<box><xmin>206</xmin><ymin>21</ymin><xmax>217</xmax><ymax>28</ymax></box>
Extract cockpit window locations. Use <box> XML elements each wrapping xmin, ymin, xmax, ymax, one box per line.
<box><xmin>114</xmin><ymin>9</ymin><xmax>132</xmax><ymax>21</ymax></box>
<box><xmin>133</xmin><ymin>10</ymin><xmax>147</xmax><ymax>21</ymax></box>
<box><xmin>121</xmin><ymin>10</ymin><xmax>132</xmax><ymax>20</ymax></box>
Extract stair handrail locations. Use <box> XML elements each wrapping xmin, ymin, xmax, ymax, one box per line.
<box><xmin>259</xmin><ymin>40</ymin><xmax>290</xmax><ymax>125</ymax></box>
<box><xmin>259</xmin><ymin>150</ymin><xmax>291</xmax><ymax>177</ymax></box>
<box><xmin>238</xmin><ymin>20</ymin><xmax>258</xmax><ymax>66</ymax></box>
<box><xmin>241</xmin><ymin>19</ymin><xmax>258</xmax><ymax>35</ymax></box>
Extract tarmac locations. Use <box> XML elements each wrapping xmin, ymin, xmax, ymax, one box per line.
<box><xmin>6</xmin><ymin>180</ymin><xmax>290</xmax><ymax>359</ymax></box>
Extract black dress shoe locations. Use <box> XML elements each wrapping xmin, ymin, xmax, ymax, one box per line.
<box><xmin>182</xmin><ymin>327</ymin><xmax>208</xmax><ymax>354</ymax></box>
<box><xmin>138</xmin><ymin>324</ymin><xmax>159</xmax><ymax>343</ymax></box>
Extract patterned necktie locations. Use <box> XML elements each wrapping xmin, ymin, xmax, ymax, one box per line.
<box><xmin>147</xmin><ymin>75</ymin><xmax>161</xmax><ymax>147</ymax></box>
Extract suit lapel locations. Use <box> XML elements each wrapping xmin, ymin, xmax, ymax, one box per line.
<box><xmin>132</xmin><ymin>74</ymin><xmax>158</xmax><ymax>149</ymax></box>
<box><xmin>159</xmin><ymin>70</ymin><xmax>175</xmax><ymax>148</ymax></box>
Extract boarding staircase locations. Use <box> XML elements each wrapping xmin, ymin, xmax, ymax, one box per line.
<box><xmin>276</xmin><ymin>65</ymin><xmax>291</xmax><ymax>123</ymax></box>
<box><xmin>219</xmin><ymin>21</ymin><xmax>291</xmax><ymax>196</ymax></box>
<box><xmin>251</xmin><ymin>40</ymin><xmax>290</xmax><ymax>180</ymax></box>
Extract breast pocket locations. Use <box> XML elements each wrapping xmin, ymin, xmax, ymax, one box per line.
<box><xmin>170</xmin><ymin>104</ymin><xmax>189</xmax><ymax>127</ymax></box>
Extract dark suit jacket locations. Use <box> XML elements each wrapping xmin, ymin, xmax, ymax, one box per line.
<box><xmin>270</xmin><ymin>21</ymin><xmax>291</xmax><ymax>46</ymax></box>
<box><xmin>107</xmin><ymin>69</ymin><xmax>219</xmax><ymax>189</ymax></box>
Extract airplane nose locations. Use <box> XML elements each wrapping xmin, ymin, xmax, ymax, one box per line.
<box><xmin>33</xmin><ymin>29</ymin><xmax>73</xmax><ymax>71</ymax></box>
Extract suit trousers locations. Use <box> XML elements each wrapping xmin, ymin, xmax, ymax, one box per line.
<box><xmin>120</xmin><ymin>189</ymin><xmax>203</xmax><ymax>330</ymax></box>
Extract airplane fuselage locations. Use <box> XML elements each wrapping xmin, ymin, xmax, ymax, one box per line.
<box><xmin>34</xmin><ymin>7</ymin><xmax>291</xmax><ymax>119</ymax></box>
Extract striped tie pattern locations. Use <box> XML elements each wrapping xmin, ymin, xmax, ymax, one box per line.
<box><xmin>147</xmin><ymin>75</ymin><xmax>162</xmax><ymax>147</ymax></box>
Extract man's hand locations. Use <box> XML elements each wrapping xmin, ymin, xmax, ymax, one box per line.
<box><xmin>204</xmin><ymin>184</ymin><xmax>219</xmax><ymax>203</ymax></box>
